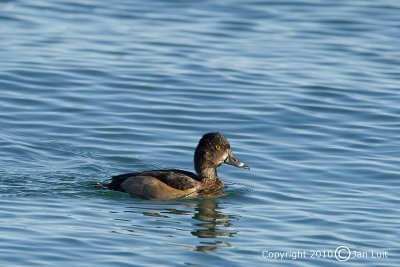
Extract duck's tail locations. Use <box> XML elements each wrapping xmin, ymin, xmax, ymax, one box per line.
<box><xmin>103</xmin><ymin>172</ymin><xmax>136</xmax><ymax>192</ymax></box>
<box><xmin>104</xmin><ymin>178</ymin><xmax>124</xmax><ymax>191</ymax></box>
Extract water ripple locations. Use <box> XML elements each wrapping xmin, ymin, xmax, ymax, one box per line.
<box><xmin>0</xmin><ymin>0</ymin><xmax>399</xmax><ymax>266</ymax></box>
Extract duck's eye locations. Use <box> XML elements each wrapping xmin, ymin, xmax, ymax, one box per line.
<box><xmin>215</xmin><ymin>144</ymin><xmax>221</xmax><ymax>151</ymax></box>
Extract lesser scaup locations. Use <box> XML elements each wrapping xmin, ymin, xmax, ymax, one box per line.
<box><xmin>106</xmin><ymin>132</ymin><xmax>249</xmax><ymax>200</ymax></box>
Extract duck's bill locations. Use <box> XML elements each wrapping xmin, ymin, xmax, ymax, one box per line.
<box><xmin>224</xmin><ymin>152</ymin><xmax>250</xmax><ymax>170</ymax></box>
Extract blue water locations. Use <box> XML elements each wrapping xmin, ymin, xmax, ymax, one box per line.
<box><xmin>1</xmin><ymin>0</ymin><xmax>399</xmax><ymax>266</ymax></box>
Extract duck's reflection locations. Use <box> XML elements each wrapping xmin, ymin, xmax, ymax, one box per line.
<box><xmin>190</xmin><ymin>197</ymin><xmax>237</xmax><ymax>251</ymax></box>
<box><xmin>191</xmin><ymin>197</ymin><xmax>236</xmax><ymax>237</ymax></box>
<box><xmin>139</xmin><ymin>197</ymin><xmax>239</xmax><ymax>251</ymax></box>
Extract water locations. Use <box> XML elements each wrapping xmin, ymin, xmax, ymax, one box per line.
<box><xmin>0</xmin><ymin>0</ymin><xmax>399</xmax><ymax>266</ymax></box>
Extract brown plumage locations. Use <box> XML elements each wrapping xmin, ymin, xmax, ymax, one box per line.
<box><xmin>105</xmin><ymin>132</ymin><xmax>249</xmax><ymax>200</ymax></box>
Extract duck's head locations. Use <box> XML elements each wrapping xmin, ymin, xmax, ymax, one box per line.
<box><xmin>194</xmin><ymin>132</ymin><xmax>250</xmax><ymax>176</ymax></box>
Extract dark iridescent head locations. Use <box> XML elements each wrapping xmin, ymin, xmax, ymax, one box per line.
<box><xmin>194</xmin><ymin>132</ymin><xmax>249</xmax><ymax>177</ymax></box>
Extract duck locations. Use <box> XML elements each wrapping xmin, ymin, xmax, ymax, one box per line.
<box><xmin>106</xmin><ymin>132</ymin><xmax>250</xmax><ymax>200</ymax></box>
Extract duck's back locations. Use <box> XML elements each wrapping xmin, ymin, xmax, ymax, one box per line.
<box><xmin>107</xmin><ymin>169</ymin><xmax>201</xmax><ymax>192</ymax></box>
